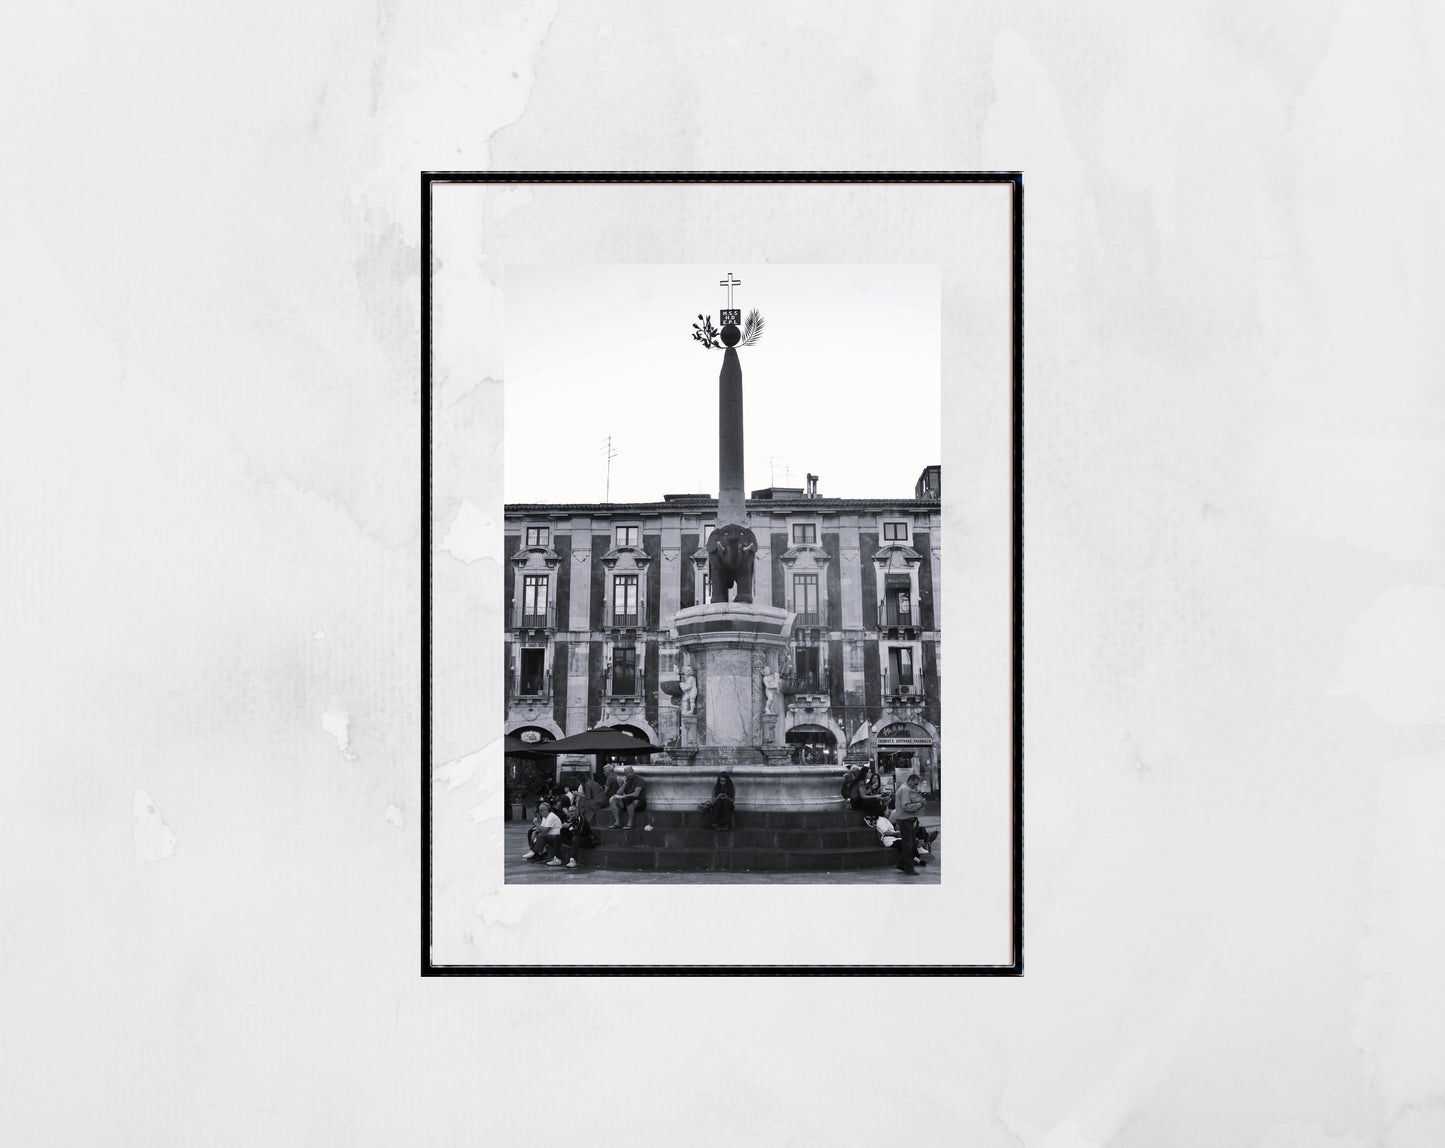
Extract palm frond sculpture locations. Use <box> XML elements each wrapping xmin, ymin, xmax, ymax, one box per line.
<box><xmin>738</xmin><ymin>308</ymin><xmax>766</xmax><ymax>347</ymax></box>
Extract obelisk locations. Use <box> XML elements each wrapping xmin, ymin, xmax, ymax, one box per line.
<box><xmin>717</xmin><ymin>342</ymin><xmax>745</xmax><ymax>526</ymax></box>
<box><xmin>716</xmin><ymin>271</ymin><xmax>747</xmax><ymax>525</ymax></box>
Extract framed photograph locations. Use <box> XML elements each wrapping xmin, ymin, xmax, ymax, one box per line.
<box><xmin>424</xmin><ymin>173</ymin><xmax>1021</xmax><ymax>973</ymax></box>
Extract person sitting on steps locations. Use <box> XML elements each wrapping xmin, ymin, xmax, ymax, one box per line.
<box><xmin>707</xmin><ymin>772</ymin><xmax>736</xmax><ymax>831</ymax></box>
<box><xmin>573</xmin><ymin>770</ymin><xmax>607</xmax><ymax>827</ymax></box>
<box><xmin>606</xmin><ymin>764</ymin><xmax>645</xmax><ymax>829</ymax></box>
<box><xmin>522</xmin><ymin>801</ymin><xmax>571</xmax><ymax>865</ymax></box>
<box><xmin>842</xmin><ymin>764</ymin><xmax>889</xmax><ymax>816</ymax></box>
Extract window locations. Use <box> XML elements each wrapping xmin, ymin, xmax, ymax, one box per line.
<box><xmin>701</xmin><ymin>567</ymin><xmax>712</xmax><ymax>604</ymax></box>
<box><xmin>792</xmin><ymin>573</ymin><xmax>820</xmax><ymax>625</ymax></box>
<box><xmin>525</xmin><ymin>526</ymin><xmax>549</xmax><ymax>547</ymax></box>
<box><xmin>519</xmin><ymin>648</ymin><xmax>545</xmax><ymax>695</ymax></box>
<box><xmin>884</xmin><ymin>587</ymin><xmax>912</xmax><ymax>626</ymax></box>
<box><xmin>611</xmin><ymin>646</ymin><xmax>637</xmax><ymax>695</ymax></box>
<box><xmin>883</xmin><ymin>521</ymin><xmax>908</xmax><ymax>542</ymax></box>
<box><xmin>794</xmin><ymin>645</ymin><xmax>822</xmax><ymax>692</ymax></box>
<box><xmin>616</xmin><ymin>525</ymin><xmax>639</xmax><ymax>548</ymax></box>
<box><xmin>613</xmin><ymin>574</ymin><xmax>639</xmax><ymax>627</ymax></box>
<box><xmin>521</xmin><ymin>575</ymin><xmax>549</xmax><ymax>627</ymax></box>
<box><xmin>883</xmin><ymin>574</ymin><xmax>913</xmax><ymax>626</ymax></box>
<box><xmin>889</xmin><ymin>646</ymin><xmax>915</xmax><ymax>687</ymax></box>
<box><xmin>792</xmin><ymin>523</ymin><xmax>817</xmax><ymax>545</ymax></box>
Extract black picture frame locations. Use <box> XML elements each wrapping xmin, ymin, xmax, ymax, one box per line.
<box><xmin>421</xmin><ymin>171</ymin><xmax>1023</xmax><ymax>976</ymax></box>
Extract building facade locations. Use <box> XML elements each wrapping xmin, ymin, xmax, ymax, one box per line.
<box><xmin>504</xmin><ymin>466</ymin><xmax>943</xmax><ymax>790</ymax></box>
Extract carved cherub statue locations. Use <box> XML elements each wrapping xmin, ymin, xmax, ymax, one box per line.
<box><xmin>761</xmin><ymin>666</ymin><xmax>780</xmax><ymax>715</ymax></box>
<box><xmin>679</xmin><ymin>666</ymin><xmax>698</xmax><ymax>716</ymax></box>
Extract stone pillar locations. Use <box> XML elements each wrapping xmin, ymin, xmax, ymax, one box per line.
<box><xmin>718</xmin><ymin>347</ymin><xmax>745</xmax><ymax>525</ymax></box>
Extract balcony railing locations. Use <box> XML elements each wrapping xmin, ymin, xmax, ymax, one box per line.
<box><xmin>611</xmin><ymin>610</ymin><xmax>640</xmax><ymax>629</ymax></box>
<box><xmin>515</xmin><ymin>602</ymin><xmax>555</xmax><ymax>630</ymax></box>
<box><xmin>881</xmin><ymin>669</ymin><xmax>922</xmax><ymax>700</ymax></box>
<box><xmin>792</xmin><ymin>609</ymin><xmax>823</xmax><ymax>627</ymax></box>
<box><xmin>510</xmin><ymin>669</ymin><xmax>552</xmax><ymax>700</ymax></box>
<box><xmin>780</xmin><ymin>675</ymin><xmax>826</xmax><ymax>696</ymax></box>
<box><xmin>877</xmin><ymin>599</ymin><xmax>919</xmax><ymax>629</ymax></box>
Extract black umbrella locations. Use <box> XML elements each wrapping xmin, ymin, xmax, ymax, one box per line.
<box><xmin>535</xmin><ymin>728</ymin><xmax>662</xmax><ymax>784</ymax></box>
<box><xmin>503</xmin><ymin>734</ymin><xmax>552</xmax><ymax>757</ymax></box>
<box><xmin>540</xmin><ymin>729</ymin><xmax>663</xmax><ymax>756</ymax></box>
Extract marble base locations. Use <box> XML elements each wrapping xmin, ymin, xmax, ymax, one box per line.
<box><xmin>633</xmin><ymin>764</ymin><xmax>849</xmax><ymax>811</ymax></box>
<box><xmin>672</xmin><ymin>601</ymin><xmax>792</xmax><ymax>749</ymax></box>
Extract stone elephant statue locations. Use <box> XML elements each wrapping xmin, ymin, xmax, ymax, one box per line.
<box><xmin>706</xmin><ymin>523</ymin><xmax>758</xmax><ymax>604</ymax></box>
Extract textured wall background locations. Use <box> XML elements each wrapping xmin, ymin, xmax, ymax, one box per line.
<box><xmin>2</xmin><ymin>1</ymin><xmax>1442</xmax><ymax>1144</ymax></box>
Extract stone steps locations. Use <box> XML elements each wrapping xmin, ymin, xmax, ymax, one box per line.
<box><xmin>581</xmin><ymin>844</ymin><xmax>903</xmax><ymax>872</ymax></box>
<box><xmin>591</xmin><ymin>808</ymin><xmax>870</xmax><ymax>830</ymax></box>
<box><xmin>592</xmin><ymin>826</ymin><xmax>882</xmax><ymax>850</ymax></box>
<box><xmin>558</xmin><ymin>807</ymin><xmax>929</xmax><ymax>873</ymax></box>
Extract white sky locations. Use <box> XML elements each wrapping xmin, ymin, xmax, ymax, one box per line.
<box><xmin>503</xmin><ymin>264</ymin><xmax>941</xmax><ymax>504</ymax></box>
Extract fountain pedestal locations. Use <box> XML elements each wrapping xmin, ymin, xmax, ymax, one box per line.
<box><xmin>637</xmin><ymin>601</ymin><xmax>849</xmax><ymax>812</ymax></box>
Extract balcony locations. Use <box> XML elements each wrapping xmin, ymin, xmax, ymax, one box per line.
<box><xmin>792</xmin><ymin>609</ymin><xmax>823</xmax><ymax>628</ymax></box>
<box><xmin>509</xmin><ymin>669</ymin><xmax>553</xmax><ymax>703</ymax></box>
<box><xmin>610</xmin><ymin>610</ymin><xmax>640</xmax><ymax>630</ymax></box>
<box><xmin>514</xmin><ymin>602</ymin><xmax>556</xmax><ymax>631</ymax></box>
<box><xmin>779</xmin><ymin>675</ymin><xmax>826</xmax><ymax>696</ymax></box>
<box><xmin>877</xmin><ymin>598</ymin><xmax>920</xmax><ymax>632</ymax></box>
<box><xmin>881</xmin><ymin>670</ymin><xmax>923</xmax><ymax>703</ymax></box>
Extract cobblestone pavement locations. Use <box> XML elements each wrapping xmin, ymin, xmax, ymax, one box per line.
<box><xmin>503</xmin><ymin>820</ymin><xmax>942</xmax><ymax>885</ymax></box>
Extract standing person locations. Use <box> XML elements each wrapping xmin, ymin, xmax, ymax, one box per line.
<box><xmin>606</xmin><ymin>764</ymin><xmax>645</xmax><ymax>829</ymax></box>
<box><xmin>892</xmin><ymin>773</ymin><xmax>927</xmax><ymax>876</ymax></box>
<box><xmin>708</xmin><ymin>772</ymin><xmax>736</xmax><ymax>831</ymax></box>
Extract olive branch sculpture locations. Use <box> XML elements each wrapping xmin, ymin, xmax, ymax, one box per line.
<box><xmin>691</xmin><ymin>314</ymin><xmax>722</xmax><ymax>350</ymax></box>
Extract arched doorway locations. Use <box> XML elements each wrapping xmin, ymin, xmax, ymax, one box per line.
<box><xmin>785</xmin><ymin>724</ymin><xmax>838</xmax><ymax>766</ymax></box>
<box><xmin>505</xmin><ymin>726</ymin><xmax>556</xmax><ymax>819</ymax></box>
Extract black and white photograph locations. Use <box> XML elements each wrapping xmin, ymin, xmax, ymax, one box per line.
<box><xmin>10</xmin><ymin>2</ymin><xmax>1445</xmax><ymax>1142</ymax></box>
<box><xmin>499</xmin><ymin>264</ymin><xmax>945</xmax><ymax>884</ymax></box>
<box><xmin>426</xmin><ymin>175</ymin><xmax>1019</xmax><ymax>969</ymax></box>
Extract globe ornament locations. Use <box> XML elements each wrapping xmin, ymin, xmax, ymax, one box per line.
<box><xmin>721</xmin><ymin>323</ymin><xmax>741</xmax><ymax>347</ymax></box>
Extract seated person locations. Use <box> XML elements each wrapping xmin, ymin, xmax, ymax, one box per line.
<box><xmin>544</xmin><ymin>783</ymin><xmax>573</xmax><ymax>813</ymax></box>
<box><xmin>705</xmin><ymin>772</ymin><xmax>736</xmax><ymax>831</ymax></box>
<box><xmin>605</xmin><ymin>764</ymin><xmax>645</xmax><ymax>829</ymax></box>
<box><xmin>522</xmin><ymin>801</ymin><xmax>572</xmax><ymax>865</ymax></box>
<box><xmin>573</xmin><ymin>772</ymin><xmax>608</xmax><ymax>826</ymax></box>
<box><xmin>842</xmin><ymin>765</ymin><xmax>890</xmax><ymax>816</ymax></box>
<box><xmin>563</xmin><ymin>805</ymin><xmax>598</xmax><ymax>854</ymax></box>
<box><xmin>873</xmin><ymin>814</ymin><xmax>931</xmax><ymax>868</ymax></box>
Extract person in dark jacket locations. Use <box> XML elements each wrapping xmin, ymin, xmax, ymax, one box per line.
<box><xmin>842</xmin><ymin>765</ymin><xmax>888</xmax><ymax>816</ymax></box>
<box><xmin>574</xmin><ymin>772</ymin><xmax>608</xmax><ymax>826</ymax></box>
<box><xmin>708</xmin><ymin>772</ymin><xmax>736</xmax><ymax>831</ymax></box>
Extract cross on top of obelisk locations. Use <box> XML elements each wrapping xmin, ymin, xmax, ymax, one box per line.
<box><xmin>719</xmin><ymin>272</ymin><xmax>742</xmax><ymax>326</ymax></box>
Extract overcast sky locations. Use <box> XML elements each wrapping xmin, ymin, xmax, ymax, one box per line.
<box><xmin>503</xmin><ymin>264</ymin><xmax>941</xmax><ymax>504</ymax></box>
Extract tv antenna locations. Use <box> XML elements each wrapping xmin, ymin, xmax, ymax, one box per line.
<box><xmin>600</xmin><ymin>435</ymin><xmax>619</xmax><ymax>502</ymax></box>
